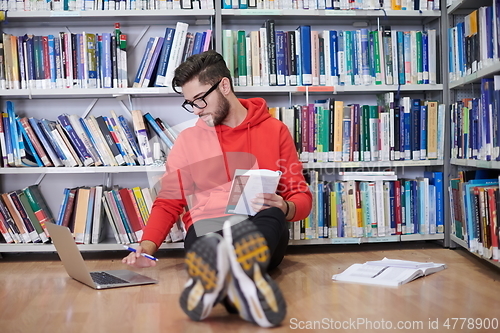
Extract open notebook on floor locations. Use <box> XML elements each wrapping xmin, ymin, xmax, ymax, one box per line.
<box><xmin>46</xmin><ymin>223</ymin><xmax>158</xmax><ymax>290</ymax></box>
<box><xmin>332</xmin><ymin>258</ymin><xmax>447</xmax><ymax>287</ymax></box>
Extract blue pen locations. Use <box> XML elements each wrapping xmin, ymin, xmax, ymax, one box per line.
<box><xmin>123</xmin><ymin>245</ymin><xmax>158</xmax><ymax>261</ymax></box>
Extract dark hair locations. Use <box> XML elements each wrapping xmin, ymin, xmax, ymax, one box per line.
<box><xmin>172</xmin><ymin>50</ymin><xmax>234</xmax><ymax>92</ymax></box>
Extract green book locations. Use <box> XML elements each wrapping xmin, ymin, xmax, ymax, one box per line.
<box><xmin>372</xmin><ymin>31</ymin><xmax>382</xmax><ymax>85</ymax></box>
<box><xmin>237</xmin><ymin>30</ymin><xmax>247</xmax><ymax>86</ymax></box>
<box><xmin>16</xmin><ymin>190</ymin><xmax>48</xmax><ymax>243</ymax></box>
<box><xmin>416</xmin><ymin>31</ymin><xmax>423</xmax><ymax>84</ymax></box>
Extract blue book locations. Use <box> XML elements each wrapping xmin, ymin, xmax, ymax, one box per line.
<box><xmin>222</xmin><ymin>0</ymin><xmax>231</xmax><ymax>8</ymax></box>
<box><xmin>410</xmin><ymin>99</ymin><xmax>421</xmax><ymax>160</ymax></box>
<box><xmin>471</xmin><ymin>98</ymin><xmax>479</xmax><ymax>159</ymax></box>
<box><xmin>39</xmin><ymin>119</ymin><xmax>69</xmax><ymax>165</ymax></box>
<box><xmin>388</xmin><ymin>181</ymin><xmax>396</xmax><ymax>235</ymax></box>
<box><xmin>448</xmin><ymin>28</ymin><xmax>455</xmax><ymax>79</ymax></box>
<box><xmin>317</xmin><ymin>182</ymin><xmax>324</xmax><ymax>238</ymax></box>
<box><xmin>142</xmin><ymin>37</ymin><xmax>164</xmax><ymax>88</ymax></box>
<box><xmin>2</xmin><ymin>108</ymin><xmax>13</xmax><ymax>166</ymax></box>
<box><xmin>132</xmin><ymin>37</ymin><xmax>155</xmax><ymax>88</ymax></box>
<box><xmin>56</xmin><ymin>188</ymin><xmax>71</xmax><ymax>226</ymax></box>
<box><xmin>103</xmin><ymin>116</ymin><xmax>130</xmax><ymax>165</ymax></box>
<box><xmin>297</xmin><ymin>25</ymin><xmax>312</xmax><ymax>85</ymax></box>
<box><xmin>48</xmin><ymin>35</ymin><xmax>57</xmax><ymax>89</ymax></box>
<box><xmin>143</xmin><ymin>113</ymin><xmax>173</xmax><ymax>149</ymax></box>
<box><xmin>396</xmin><ymin>31</ymin><xmax>405</xmax><ymax>85</ymax></box>
<box><xmin>6</xmin><ymin>101</ymin><xmax>21</xmax><ymax>166</ymax></box>
<box><xmin>22</xmin><ymin>35</ymin><xmax>36</xmax><ymax>89</ymax></box>
<box><xmin>101</xmin><ymin>33</ymin><xmax>113</xmax><ymax>88</ymax></box>
<box><xmin>154</xmin><ymin>27</ymin><xmax>175</xmax><ymax>87</ymax></box>
<box><xmin>335</xmin><ymin>182</ymin><xmax>344</xmax><ymax>238</ymax></box>
<box><xmin>421</xmin><ymin>31</ymin><xmax>429</xmax><ymax>84</ymax></box>
<box><xmin>29</xmin><ymin>117</ymin><xmax>62</xmax><ymax>167</ymax></box>
<box><xmin>330</xmin><ymin>30</ymin><xmax>338</xmax><ymax>85</ymax></box>
<box><xmin>481</xmin><ymin>78</ymin><xmax>494</xmax><ymax>160</ymax></box>
<box><xmin>118</xmin><ymin>115</ymin><xmax>144</xmax><ymax>165</ymax></box>
<box><xmin>84</xmin><ymin>187</ymin><xmax>95</xmax><ymax>244</ymax></box>
<box><xmin>78</xmin><ymin>117</ymin><xmax>105</xmax><ymax>165</ymax></box>
<box><xmin>57</xmin><ymin>114</ymin><xmax>93</xmax><ymax>166</ymax></box>
<box><xmin>275</xmin><ymin>30</ymin><xmax>286</xmax><ymax>86</ymax></box>
<box><xmin>360</xmin><ymin>28</ymin><xmax>370</xmax><ymax>85</ymax></box>
<box><xmin>424</xmin><ymin>171</ymin><xmax>444</xmax><ymax>234</ymax></box>
<box><xmin>456</xmin><ymin>23</ymin><xmax>465</xmax><ymax>76</ymax></box>
<box><xmin>410</xmin><ymin>180</ymin><xmax>418</xmax><ymax>234</ymax></box>
<box><xmin>111</xmin><ymin>189</ymin><xmax>135</xmax><ymax>243</ymax></box>
<box><xmin>16</xmin><ymin>118</ymin><xmax>43</xmax><ymax>167</ymax></box>
<box><xmin>420</xmin><ymin>105</ymin><xmax>427</xmax><ymax>159</ymax></box>
<box><xmin>352</xmin><ymin>30</ymin><xmax>360</xmax><ymax>85</ymax></box>
<box><xmin>191</xmin><ymin>32</ymin><xmax>204</xmax><ymax>56</ymax></box>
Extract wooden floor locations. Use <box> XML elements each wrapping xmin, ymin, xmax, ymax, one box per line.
<box><xmin>1</xmin><ymin>242</ymin><xmax>500</xmax><ymax>333</ymax></box>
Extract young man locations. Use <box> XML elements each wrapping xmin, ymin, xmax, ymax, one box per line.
<box><xmin>122</xmin><ymin>50</ymin><xmax>312</xmax><ymax>327</ymax></box>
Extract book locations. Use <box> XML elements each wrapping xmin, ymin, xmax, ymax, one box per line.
<box><xmin>225</xmin><ymin>169</ymin><xmax>282</xmax><ymax>216</ymax></box>
<box><xmin>332</xmin><ymin>257</ymin><xmax>446</xmax><ymax>287</ymax></box>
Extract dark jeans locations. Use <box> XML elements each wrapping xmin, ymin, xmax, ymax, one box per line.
<box><xmin>183</xmin><ymin>207</ymin><xmax>289</xmax><ymax>272</ymax></box>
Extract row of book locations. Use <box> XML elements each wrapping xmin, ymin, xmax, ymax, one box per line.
<box><xmin>0</xmin><ymin>0</ymin><xmax>214</xmax><ymax>11</ymax></box>
<box><xmin>448</xmin><ymin>2</ymin><xmax>500</xmax><ymax>82</ymax></box>
<box><xmin>223</xmin><ymin>0</ymin><xmax>440</xmax><ymax>10</ymax></box>
<box><xmin>55</xmin><ymin>185</ymin><xmax>184</xmax><ymax>245</ymax></box>
<box><xmin>290</xmin><ymin>170</ymin><xmax>444</xmax><ymax>240</ymax></box>
<box><xmin>449</xmin><ymin>170</ymin><xmax>500</xmax><ymax>261</ymax></box>
<box><xmin>0</xmin><ymin>23</ymin><xmax>128</xmax><ymax>90</ymax></box>
<box><xmin>0</xmin><ymin>22</ymin><xmax>213</xmax><ymax>90</ymax></box>
<box><xmin>0</xmin><ymin>101</ymin><xmax>177</xmax><ymax>168</ymax></box>
<box><xmin>224</xmin><ymin>22</ymin><xmax>437</xmax><ymax>87</ymax></box>
<box><xmin>0</xmin><ymin>184</ymin><xmax>54</xmax><ymax>244</ymax></box>
<box><xmin>132</xmin><ymin>22</ymin><xmax>212</xmax><ymax>88</ymax></box>
<box><xmin>271</xmin><ymin>94</ymin><xmax>445</xmax><ymax>163</ymax></box>
<box><xmin>450</xmin><ymin>76</ymin><xmax>500</xmax><ymax>161</ymax></box>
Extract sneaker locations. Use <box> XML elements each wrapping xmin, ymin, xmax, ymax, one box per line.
<box><xmin>223</xmin><ymin>220</ymin><xmax>287</xmax><ymax>327</ymax></box>
<box><xmin>179</xmin><ymin>233</ymin><xmax>229</xmax><ymax>321</ymax></box>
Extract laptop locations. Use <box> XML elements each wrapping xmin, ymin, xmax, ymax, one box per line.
<box><xmin>46</xmin><ymin>223</ymin><xmax>158</xmax><ymax>289</ymax></box>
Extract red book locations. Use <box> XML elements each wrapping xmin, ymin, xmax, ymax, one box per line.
<box><xmin>42</xmin><ymin>36</ymin><xmax>51</xmax><ymax>84</ymax></box>
<box><xmin>118</xmin><ymin>188</ymin><xmax>143</xmax><ymax>240</ymax></box>
<box><xmin>394</xmin><ymin>180</ymin><xmax>402</xmax><ymax>235</ymax></box>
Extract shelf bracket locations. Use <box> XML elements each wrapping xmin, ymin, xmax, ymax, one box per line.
<box><xmin>82</xmin><ymin>99</ymin><xmax>99</xmax><ymax>119</ymax></box>
<box><xmin>35</xmin><ymin>174</ymin><xmax>46</xmax><ymax>186</ymax></box>
<box><xmin>116</xmin><ymin>96</ymin><xmax>133</xmax><ymax>115</ymax></box>
<box><xmin>131</xmin><ymin>25</ymin><xmax>150</xmax><ymax>50</ymax></box>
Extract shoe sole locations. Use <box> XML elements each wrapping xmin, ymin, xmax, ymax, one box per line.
<box><xmin>179</xmin><ymin>234</ymin><xmax>228</xmax><ymax>321</ymax></box>
<box><xmin>224</xmin><ymin>220</ymin><xmax>286</xmax><ymax>327</ymax></box>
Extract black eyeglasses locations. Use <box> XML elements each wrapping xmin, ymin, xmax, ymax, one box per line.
<box><xmin>181</xmin><ymin>79</ymin><xmax>222</xmax><ymax>113</ymax></box>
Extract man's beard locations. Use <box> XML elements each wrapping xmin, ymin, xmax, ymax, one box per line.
<box><xmin>204</xmin><ymin>92</ymin><xmax>230</xmax><ymax>127</ymax></box>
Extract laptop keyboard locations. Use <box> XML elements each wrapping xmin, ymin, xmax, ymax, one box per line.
<box><xmin>90</xmin><ymin>272</ymin><xmax>129</xmax><ymax>285</ymax></box>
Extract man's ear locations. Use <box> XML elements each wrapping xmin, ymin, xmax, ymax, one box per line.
<box><xmin>219</xmin><ymin>77</ymin><xmax>232</xmax><ymax>96</ymax></box>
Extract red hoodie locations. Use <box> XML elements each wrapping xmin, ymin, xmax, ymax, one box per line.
<box><xmin>141</xmin><ymin>97</ymin><xmax>312</xmax><ymax>247</ymax></box>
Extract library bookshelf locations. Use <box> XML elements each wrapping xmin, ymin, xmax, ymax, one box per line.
<box><xmin>447</xmin><ymin>0</ymin><xmax>500</xmax><ymax>268</ymax></box>
<box><xmin>0</xmin><ymin>1</ymin><xmax>449</xmax><ymax>254</ymax></box>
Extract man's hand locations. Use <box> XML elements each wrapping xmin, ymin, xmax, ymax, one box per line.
<box><xmin>252</xmin><ymin>193</ymin><xmax>287</xmax><ymax>214</ymax></box>
<box><xmin>122</xmin><ymin>244</ymin><xmax>157</xmax><ymax>268</ymax></box>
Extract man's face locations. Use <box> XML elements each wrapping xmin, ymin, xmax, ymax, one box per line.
<box><xmin>182</xmin><ymin>78</ymin><xmax>230</xmax><ymax>127</ymax></box>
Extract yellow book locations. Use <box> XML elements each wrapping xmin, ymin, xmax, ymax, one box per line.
<box><xmin>132</xmin><ymin>186</ymin><xmax>150</xmax><ymax>224</ymax></box>
<box><xmin>426</xmin><ymin>101</ymin><xmax>438</xmax><ymax>159</ymax></box>
<box><xmin>9</xmin><ymin>35</ymin><xmax>19</xmax><ymax>89</ymax></box>
<box><xmin>73</xmin><ymin>187</ymin><xmax>90</xmax><ymax>244</ymax></box>
<box><xmin>333</xmin><ymin>100</ymin><xmax>344</xmax><ymax>161</ymax></box>
<box><xmin>391</xmin><ymin>0</ymin><xmax>402</xmax><ymax>10</ymax></box>
<box><xmin>330</xmin><ymin>189</ymin><xmax>337</xmax><ymax>238</ymax></box>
